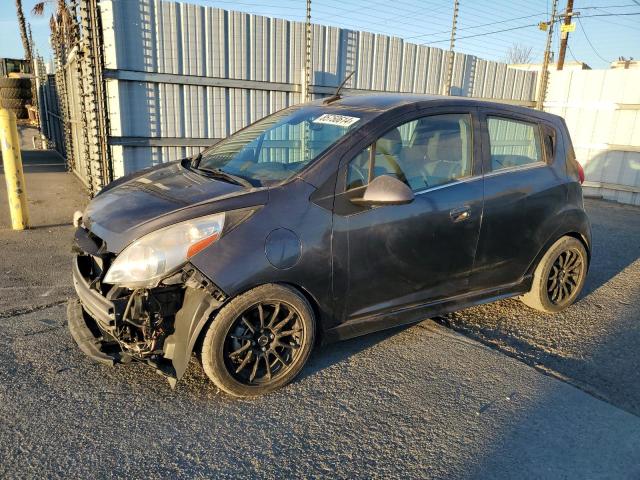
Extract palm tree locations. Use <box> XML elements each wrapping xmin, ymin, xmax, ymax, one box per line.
<box><xmin>33</xmin><ymin>1</ymin><xmax>73</xmax><ymax>40</ymax></box>
<box><xmin>15</xmin><ymin>0</ymin><xmax>32</xmax><ymax>61</ymax></box>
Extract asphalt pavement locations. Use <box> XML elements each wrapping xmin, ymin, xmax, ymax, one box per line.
<box><xmin>1</xmin><ymin>305</ymin><xmax>639</xmax><ymax>479</ymax></box>
<box><xmin>0</xmin><ymin>134</ymin><xmax>88</xmax><ymax>313</ymax></box>
<box><xmin>437</xmin><ymin>198</ymin><xmax>640</xmax><ymax>417</ymax></box>
<box><xmin>1</xmin><ymin>149</ymin><xmax>639</xmax><ymax>478</ymax></box>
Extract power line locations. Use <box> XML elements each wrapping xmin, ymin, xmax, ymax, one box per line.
<box><xmin>311</xmin><ymin>0</ymin><xmax>454</xmax><ymax>37</ymax></box>
<box><xmin>567</xmin><ymin>42</ymin><xmax>579</xmax><ymax>62</ymax></box>
<box><xmin>581</xmin><ymin>3</ymin><xmax>640</xmax><ymax>8</ymax></box>
<box><xmin>576</xmin><ymin>17</ymin><xmax>610</xmax><ymax>64</ymax></box>
<box><xmin>404</xmin><ymin>12</ymin><xmax>548</xmax><ymax>40</ymax></box>
<box><xmin>423</xmin><ymin>22</ymin><xmax>540</xmax><ymax>45</ymax></box>
<box><xmin>579</xmin><ymin>12</ymin><xmax>640</xmax><ymax>18</ymax></box>
<box><xmin>421</xmin><ymin>10</ymin><xmax>640</xmax><ymax>45</ymax></box>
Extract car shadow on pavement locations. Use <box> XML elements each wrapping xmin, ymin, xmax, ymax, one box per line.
<box><xmin>434</xmin><ymin>198</ymin><xmax>640</xmax><ymax>418</ymax></box>
<box><xmin>29</xmin><ymin>222</ymin><xmax>73</xmax><ymax>230</ymax></box>
<box><xmin>297</xmin><ymin>324</ymin><xmax>414</xmax><ymax>383</ymax></box>
<box><xmin>579</xmin><ymin>199</ymin><xmax>640</xmax><ymax>298</ymax></box>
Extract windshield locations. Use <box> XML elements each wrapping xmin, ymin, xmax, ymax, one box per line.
<box><xmin>197</xmin><ymin>106</ymin><xmax>364</xmax><ymax>186</ymax></box>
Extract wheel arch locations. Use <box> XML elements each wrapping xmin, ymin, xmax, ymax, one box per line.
<box><xmin>278</xmin><ymin>281</ymin><xmax>325</xmax><ymax>345</ymax></box>
<box><xmin>523</xmin><ymin>206</ymin><xmax>592</xmax><ymax>280</ymax></box>
<box><xmin>564</xmin><ymin>231</ymin><xmax>591</xmax><ymax>265</ymax></box>
<box><xmin>192</xmin><ymin>280</ymin><xmax>326</xmax><ymax>358</ymax></box>
<box><xmin>525</xmin><ymin>227</ymin><xmax>591</xmax><ymax>280</ymax></box>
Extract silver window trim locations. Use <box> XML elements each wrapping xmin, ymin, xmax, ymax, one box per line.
<box><xmin>412</xmin><ymin>161</ymin><xmax>547</xmax><ymax>196</ymax></box>
<box><xmin>414</xmin><ymin>174</ymin><xmax>482</xmax><ymax>196</ymax></box>
<box><xmin>484</xmin><ymin>161</ymin><xmax>547</xmax><ymax>178</ymax></box>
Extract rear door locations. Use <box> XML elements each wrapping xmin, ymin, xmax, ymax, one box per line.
<box><xmin>470</xmin><ymin>108</ymin><xmax>567</xmax><ymax>289</ymax></box>
<box><xmin>331</xmin><ymin>108</ymin><xmax>484</xmax><ymax>322</ymax></box>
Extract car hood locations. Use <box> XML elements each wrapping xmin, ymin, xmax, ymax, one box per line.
<box><xmin>83</xmin><ymin>161</ymin><xmax>268</xmax><ymax>253</ymax></box>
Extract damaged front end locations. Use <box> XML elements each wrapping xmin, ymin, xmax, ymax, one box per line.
<box><xmin>68</xmin><ymin>227</ymin><xmax>226</xmax><ymax>387</ymax></box>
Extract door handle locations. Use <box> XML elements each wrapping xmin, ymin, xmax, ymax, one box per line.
<box><xmin>450</xmin><ymin>206</ymin><xmax>471</xmax><ymax>223</ymax></box>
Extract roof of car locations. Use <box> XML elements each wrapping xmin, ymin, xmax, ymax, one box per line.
<box><xmin>315</xmin><ymin>93</ymin><xmax>559</xmax><ymax>123</ymax></box>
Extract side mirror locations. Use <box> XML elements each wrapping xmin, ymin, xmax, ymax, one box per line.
<box><xmin>350</xmin><ymin>175</ymin><xmax>414</xmax><ymax>206</ymax></box>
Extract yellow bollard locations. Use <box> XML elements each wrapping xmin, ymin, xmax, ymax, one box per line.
<box><xmin>0</xmin><ymin>108</ymin><xmax>29</xmax><ymax>230</ymax></box>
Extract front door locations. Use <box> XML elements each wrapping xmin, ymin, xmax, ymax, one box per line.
<box><xmin>332</xmin><ymin>110</ymin><xmax>484</xmax><ymax>322</ymax></box>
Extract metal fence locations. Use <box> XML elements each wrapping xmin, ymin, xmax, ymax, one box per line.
<box><xmin>38</xmin><ymin>74</ymin><xmax>66</xmax><ymax>156</ymax></box>
<box><xmin>45</xmin><ymin>0</ymin><xmax>539</xmax><ymax>190</ymax></box>
<box><xmin>40</xmin><ymin>0</ymin><xmax>111</xmax><ymax>195</ymax></box>
<box><xmin>101</xmin><ymin>0</ymin><xmax>538</xmax><ymax>179</ymax></box>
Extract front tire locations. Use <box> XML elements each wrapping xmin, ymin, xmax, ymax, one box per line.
<box><xmin>520</xmin><ymin>236</ymin><xmax>588</xmax><ymax>313</ymax></box>
<box><xmin>201</xmin><ymin>284</ymin><xmax>315</xmax><ymax>397</ymax></box>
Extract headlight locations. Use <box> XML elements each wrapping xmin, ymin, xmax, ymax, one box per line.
<box><xmin>103</xmin><ymin>212</ymin><xmax>225</xmax><ymax>288</ymax></box>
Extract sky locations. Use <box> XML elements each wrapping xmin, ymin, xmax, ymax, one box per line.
<box><xmin>0</xmin><ymin>0</ymin><xmax>638</xmax><ymax>69</ymax></box>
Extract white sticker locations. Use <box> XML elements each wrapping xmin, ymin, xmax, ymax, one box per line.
<box><xmin>312</xmin><ymin>113</ymin><xmax>360</xmax><ymax>128</ymax></box>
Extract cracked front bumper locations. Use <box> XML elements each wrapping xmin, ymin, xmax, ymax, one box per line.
<box><xmin>71</xmin><ymin>254</ymin><xmax>118</xmax><ymax>330</ymax></box>
<box><xmin>66</xmin><ymin>299</ymin><xmax>123</xmax><ymax>366</ymax></box>
<box><xmin>68</xmin><ymin>252</ymin><xmax>226</xmax><ymax>385</ymax></box>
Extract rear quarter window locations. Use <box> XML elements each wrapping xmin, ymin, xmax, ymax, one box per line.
<box><xmin>487</xmin><ymin>116</ymin><xmax>543</xmax><ymax>172</ymax></box>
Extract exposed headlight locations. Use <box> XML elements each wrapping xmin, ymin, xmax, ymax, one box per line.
<box><xmin>103</xmin><ymin>212</ymin><xmax>225</xmax><ymax>288</ymax></box>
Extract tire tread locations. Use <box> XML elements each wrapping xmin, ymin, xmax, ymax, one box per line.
<box><xmin>0</xmin><ymin>78</ymin><xmax>31</xmax><ymax>89</ymax></box>
<box><xmin>520</xmin><ymin>236</ymin><xmax>587</xmax><ymax>313</ymax></box>
<box><xmin>201</xmin><ymin>284</ymin><xmax>315</xmax><ymax>397</ymax></box>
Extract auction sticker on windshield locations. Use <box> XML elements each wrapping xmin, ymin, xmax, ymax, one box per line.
<box><xmin>312</xmin><ymin>114</ymin><xmax>360</xmax><ymax>127</ymax></box>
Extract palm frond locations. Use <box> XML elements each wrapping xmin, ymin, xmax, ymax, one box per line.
<box><xmin>32</xmin><ymin>2</ymin><xmax>46</xmax><ymax>16</ymax></box>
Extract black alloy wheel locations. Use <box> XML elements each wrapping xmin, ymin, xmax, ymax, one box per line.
<box><xmin>547</xmin><ymin>248</ymin><xmax>584</xmax><ymax>306</ymax></box>
<box><xmin>201</xmin><ymin>283</ymin><xmax>315</xmax><ymax>397</ymax></box>
<box><xmin>520</xmin><ymin>235</ymin><xmax>588</xmax><ymax>313</ymax></box>
<box><xmin>224</xmin><ymin>301</ymin><xmax>304</xmax><ymax>385</ymax></box>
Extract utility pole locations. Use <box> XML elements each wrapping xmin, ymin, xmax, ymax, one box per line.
<box><xmin>303</xmin><ymin>0</ymin><xmax>312</xmax><ymax>102</ymax></box>
<box><xmin>536</xmin><ymin>0</ymin><xmax>558</xmax><ymax>110</ymax></box>
<box><xmin>443</xmin><ymin>0</ymin><xmax>459</xmax><ymax>96</ymax></box>
<box><xmin>556</xmin><ymin>0</ymin><xmax>574</xmax><ymax>70</ymax></box>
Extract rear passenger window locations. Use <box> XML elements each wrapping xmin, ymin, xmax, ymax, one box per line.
<box><xmin>346</xmin><ymin>114</ymin><xmax>473</xmax><ymax>192</ymax></box>
<box><xmin>487</xmin><ymin>117</ymin><xmax>542</xmax><ymax>171</ymax></box>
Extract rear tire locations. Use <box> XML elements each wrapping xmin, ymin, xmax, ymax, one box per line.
<box><xmin>201</xmin><ymin>284</ymin><xmax>315</xmax><ymax>397</ymax></box>
<box><xmin>520</xmin><ymin>236</ymin><xmax>588</xmax><ymax>313</ymax></box>
<box><xmin>0</xmin><ymin>98</ymin><xmax>27</xmax><ymax>109</ymax></box>
<box><xmin>0</xmin><ymin>87</ymin><xmax>32</xmax><ymax>99</ymax></box>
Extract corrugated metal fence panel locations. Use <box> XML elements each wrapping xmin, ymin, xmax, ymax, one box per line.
<box><xmin>101</xmin><ymin>0</ymin><xmax>538</xmax><ymax>176</ymax></box>
<box><xmin>39</xmin><ymin>75</ymin><xmax>66</xmax><ymax>156</ymax></box>
<box><xmin>65</xmin><ymin>58</ymin><xmax>90</xmax><ymax>187</ymax></box>
<box><xmin>545</xmin><ymin>69</ymin><xmax>640</xmax><ymax>206</ymax></box>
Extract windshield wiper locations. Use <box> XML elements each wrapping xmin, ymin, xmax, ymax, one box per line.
<box><xmin>195</xmin><ymin>167</ymin><xmax>254</xmax><ymax>188</ymax></box>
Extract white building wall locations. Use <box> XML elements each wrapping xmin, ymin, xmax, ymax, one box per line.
<box><xmin>545</xmin><ymin>69</ymin><xmax>640</xmax><ymax>206</ymax></box>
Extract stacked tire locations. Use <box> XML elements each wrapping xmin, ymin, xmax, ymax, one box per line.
<box><xmin>0</xmin><ymin>78</ymin><xmax>32</xmax><ymax>120</ymax></box>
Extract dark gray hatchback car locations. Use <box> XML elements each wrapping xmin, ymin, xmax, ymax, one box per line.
<box><xmin>69</xmin><ymin>94</ymin><xmax>590</xmax><ymax>397</ymax></box>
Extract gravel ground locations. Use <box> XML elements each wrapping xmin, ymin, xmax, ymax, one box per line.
<box><xmin>436</xmin><ymin>198</ymin><xmax>640</xmax><ymax>417</ymax></box>
<box><xmin>1</xmin><ymin>306</ymin><xmax>639</xmax><ymax>479</ymax></box>
<box><xmin>1</xmin><ymin>154</ymin><xmax>639</xmax><ymax>478</ymax></box>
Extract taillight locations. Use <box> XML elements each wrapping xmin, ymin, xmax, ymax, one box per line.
<box><xmin>577</xmin><ymin>161</ymin><xmax>585</xmax><ymax>184</ymax></box>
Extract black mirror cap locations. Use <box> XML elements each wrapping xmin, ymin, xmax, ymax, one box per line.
<box><xmin>350</xmin><ymin>175</ymin><xmax>415</xmax><ymax>206</ymax></box>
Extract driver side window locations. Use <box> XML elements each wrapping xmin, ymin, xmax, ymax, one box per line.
<box><xmin>346</xmin><ymin>113</ymin><xmax>473</xmax><ymax>192</ymax></box>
